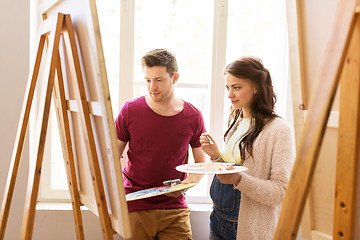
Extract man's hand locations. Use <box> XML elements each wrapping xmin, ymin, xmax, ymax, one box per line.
<box><xmin>164</xmin><ymin>181</ymin><xmax>188</xmax><ymax>198</ymax></box>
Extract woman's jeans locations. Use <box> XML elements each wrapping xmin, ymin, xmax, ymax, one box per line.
<box><xmin>209</xmin><ymin>175</ymin><xmax>241</xmax><ymax>240</ymax></box>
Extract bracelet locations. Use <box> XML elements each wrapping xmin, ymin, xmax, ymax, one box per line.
<box><xmin>210</xmin><ymin>154</ymin><xmax>222</xmax><ymax>162</ymax></box>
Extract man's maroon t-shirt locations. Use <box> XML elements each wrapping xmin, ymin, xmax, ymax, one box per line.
<box><xmin>115</xmin><ymin>96</ymin><xmax>206</xmax><ymax>212</ymax></box>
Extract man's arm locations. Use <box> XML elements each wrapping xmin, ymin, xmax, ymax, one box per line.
<box><xmin>118</xmin><ymin>140</ymin><xmax>128</xmax><ymax>170</ymax></box>
<box><xmin>192</xmin><ymin>146</ymin><xmax>207</xmax><ymax>164</ymax></box>
<box><xmin>184</xmin><ymin>147</ymin><xmax>207</xmax><ymax>183</ymax></box>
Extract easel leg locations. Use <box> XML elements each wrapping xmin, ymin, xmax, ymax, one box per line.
<box><xmin>53</xmin><ymin>49</ymin><xmax>85</xmax><ymax>240</ymax></box>
<box><xmin>63</xmin><ymin>14</ymin><xmax>114</xmax><ymax>239</ymax></box>
<box><xmin>0</xmin><ymin>31</ymin><xmax>47</xmax><ymax>240</ymax></box>
<box><xmin>333</xmin><ymin>14</ymin><xmax>360</xmax><ymax>240</ymax></box>
<box><xmin>20</xmin><ymin>13</ymin><xmax>64</xmax><ymax>240</ymax></box>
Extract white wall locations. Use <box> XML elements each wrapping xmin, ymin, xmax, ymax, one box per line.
<box><xmin>0</xmin><ymin>0</ymin><xmax>30</xmax><ymax>239</ymax></box>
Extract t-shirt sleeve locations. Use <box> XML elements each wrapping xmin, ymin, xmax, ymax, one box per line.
<box><xmin>189</xmin><ymin>111</ymin><xmax>206</xmax><ymax>148</ymax></box>
<box><xmin>115</xmin><ymin>102</ymin><xmax>130</xmax><ymax>142</ymax></box>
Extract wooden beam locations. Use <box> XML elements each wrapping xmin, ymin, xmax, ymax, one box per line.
<box><xmin>333</xmin><ymin>14</ymin><xmax>360</xmax><ymax>240</ymax></box>
<box><xmin>20</xmin><ymin>13</ymin><xmax>64</xmax><ymax>240</ymax></box>
<box><xmin>54</xmin><ymin>51</ymin><xmax>85</xmax><ymax>239</ymax></box>
<box><xmin>63</xmin><ymin>14</ymin><xmax>114</xmax><ymax>239</ymax></box>
<box><xmin>286</xmin><ymin>1</ymin><xmax>312</xmax><ymax>238</ymax></box>
<box><xmin>67</xmin><ymin>99</ymin><xmax>103</xmax><ymax>116</ymax></box>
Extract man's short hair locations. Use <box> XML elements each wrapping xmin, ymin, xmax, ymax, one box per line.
<box><xmin>141</xmin><ymin>49</ymin><xmax>178</xmax><ymax>77</ymax></box>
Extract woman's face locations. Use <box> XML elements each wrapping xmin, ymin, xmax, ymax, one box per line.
<box><xmin>225</xmin><ymin>73</ymin><xmax>257</xmax><ymax>111</ymax></box>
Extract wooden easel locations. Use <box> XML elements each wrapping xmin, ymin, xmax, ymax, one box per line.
<box><xmin>274</xmin><ymin>0</ymin><xmax>360</xmax><ymax>239</ymax></box>
<box><xmin>0</xmin><ymin>13</ymin><xmax>115</xmax><ymax>239</ymax></box>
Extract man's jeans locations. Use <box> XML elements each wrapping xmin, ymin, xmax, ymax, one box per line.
<box><xmin>209</xmin><ymin>175</ymin><xmax>241</xmax><ymax>240</ymax></box>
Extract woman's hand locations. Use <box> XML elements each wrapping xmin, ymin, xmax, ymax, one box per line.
<box><xmin>200</xmin><ymin>133</ymin><xmax>221</xmax><ymax>160</ymax></box>
<box><xmin>216</xmin><ymin>166</ymin><xmax>242</xmax><ymax>185</ymax></box>
<box><xmin>216</xmin><ymin>173</ymin><xmax>242</xmax><ymax>185</ymax></box>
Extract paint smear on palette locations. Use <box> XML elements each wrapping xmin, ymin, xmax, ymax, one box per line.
<box><xmin>176</xmin><ymin>162</ymin><xmax>248</xmax><ymax>174</ymax></box>
<box><xmin>126</xmin><ymin>183</ymin><xmax>196</xmax><ymax>201</ymax></box>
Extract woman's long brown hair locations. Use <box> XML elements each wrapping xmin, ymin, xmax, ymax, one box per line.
<box><xmin>224</xmin><ymin>57</ymin><xmax>278</xmax><ymax>161</ymax></box>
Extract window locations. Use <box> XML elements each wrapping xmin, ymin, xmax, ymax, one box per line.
<box><xmin>131</xmin><ymin>0</ymin><xmax>214</xmax><ymax>202</ymax></box>
<box><xmin>37</xmin><ymin>0</ymin><xmax>290</xmax><ymax>203</ymax></box>
<box><xmin>226</xmin><ymin>0</ymin><xmax>289</xmax><ymax>118</ymax></box>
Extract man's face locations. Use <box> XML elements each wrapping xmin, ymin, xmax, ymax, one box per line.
<box><xmin>144</xmin><ymin>66</ymin><xmax>178</xmax><ymax>102</ymax></box>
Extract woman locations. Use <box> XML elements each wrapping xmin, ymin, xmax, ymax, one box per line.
<box><xmin>200</xmin><ymin>57</ymin><xmax>295</xmax><ymax>240</ymax></box>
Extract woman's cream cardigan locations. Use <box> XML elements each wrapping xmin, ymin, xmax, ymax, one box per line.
<box><xmin>234</xmin><ymin>117</ymin><xmax>295</xmax><ymax>240</ymax></box>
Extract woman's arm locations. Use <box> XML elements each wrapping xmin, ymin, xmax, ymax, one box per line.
<box><xmin>234</xmin><ymin>125</ymin><xmax>295</xmax><ymax>206</ymax></box>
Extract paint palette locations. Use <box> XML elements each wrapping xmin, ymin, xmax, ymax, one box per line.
<box><xmin>176</xmin><ymin>162</ymin><xmax>247</xmax><ymax>174</ymax></box>
<box><xmin>125</xmin><ymin>183</ymin><xmax>196</xmax><ymax>201</ymax></box>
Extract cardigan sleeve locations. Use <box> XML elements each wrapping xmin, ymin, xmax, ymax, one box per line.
<box><xmin>234</xmin><ymin>122</ymin><xmax>295</xmax><ymax>206</ymax></box>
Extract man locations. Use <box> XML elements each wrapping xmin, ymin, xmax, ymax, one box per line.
<box><xmin>115</xmin><ymin>49</ymin><xmax>206</xmax><ymax>240</ymax></box>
